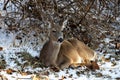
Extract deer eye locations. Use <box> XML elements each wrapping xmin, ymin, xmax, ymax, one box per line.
<box><xmin>61</xmin><ymin>30</ymin><xmax>64</xmax><ymax>32</ymax></box>
<box><xmin>52</xmin><ymin>30</ymin><xmax>56</xmax><ymax>33</ymax></box>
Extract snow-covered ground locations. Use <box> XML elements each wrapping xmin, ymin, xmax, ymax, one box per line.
<box><xmin>0</xmin><ymin>2</ymin><xmax>120</xmax><ymax>80</ymax></box>
<box><xmin>0</xmin><ymin>16</ymin><xmax>120</xmax><ymax>80</ymax></box>
<box><xmin>0</xmin><ymin>35</ymin><xmax>120</xmax><ymax>80</ymax></box>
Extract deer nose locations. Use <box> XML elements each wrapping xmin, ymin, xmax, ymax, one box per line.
<box><xmin>58</xmin><ymin>38</ymin><xmax>64</xmax><ymax>43</ymax></box>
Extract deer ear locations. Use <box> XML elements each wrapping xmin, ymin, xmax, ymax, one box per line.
<box><xmin>61</xmin><ymin>19</ymin><xmax>67</xmax><ymax>31</ymax></box>
<box><xmin>47</xmin><ymin>22</ymin><xmax>52</xmax><ymax>36</ymax></box>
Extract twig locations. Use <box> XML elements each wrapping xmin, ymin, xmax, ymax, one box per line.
<box><xmin>78</xmin><ymin>0</ymin><xmax>95</xmax><ymax>24</ymax></box>
<box><xmin>3</xmin><ymin>0</ymin><xmax>10</xmax><ymax>10</ymax></box>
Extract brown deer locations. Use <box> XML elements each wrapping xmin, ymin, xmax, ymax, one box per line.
<box><xmin>39</xmin><ymin>5</ymin><xmax>99</xmax><ymax>70</ymax></box>
<box><xmin>39</xmin><ymin>22</ymin><xmax>99</xmax><ymax>70</ymax></box>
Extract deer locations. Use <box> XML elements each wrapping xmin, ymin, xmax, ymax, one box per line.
<box><xmin>39</xmin><ymin>5</ymin><xmax>99</xmax><ymax>70</ymax></box>
<box><xmin>39</xmin><ymin>21</ymin><xmax>99</xmax><ymax>70</ymax></box>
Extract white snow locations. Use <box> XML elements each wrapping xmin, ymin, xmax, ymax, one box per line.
<box><xmin>0</xmin><ymin>4</ymin><xmax>120</xmax><ymax>80</ymax></box>
<box><xmin>116</xmin><ymin>17</ymin><xmax>120</xmax><ymax>22</ymax></box>
<box><xmin>103</xmin><ymin>38</ymin><xmax>113</xmax><ymax>43</ymax></box>
<box><xmin>0</xmin><ymin>21</ymin><xmax>120</xmax><ymax>80</ymax></box>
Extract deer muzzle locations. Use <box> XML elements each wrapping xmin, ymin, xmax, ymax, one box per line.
<box><xmin>58</xmin><ymin>38</ymin><xmax>64</xmax><ymax>43</ymax></box>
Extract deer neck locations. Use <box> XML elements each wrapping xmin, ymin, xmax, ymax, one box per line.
<box><xmin>48</xmin><ymin>38</ymin><xmax>61</xmax><ymax>64</ymax></box>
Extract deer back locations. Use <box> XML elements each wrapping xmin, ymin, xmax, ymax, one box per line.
<box><xmin>68</xmin><ymin>38</ymin><xmax>97</xmax><ymax>63</ymax></box>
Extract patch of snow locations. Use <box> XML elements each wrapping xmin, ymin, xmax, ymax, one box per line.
<box><xmin>103</xmin><ymin>38</ymin><xmax>113</xmax><ymax>43</ymax></box>
<box><xmin>0</xmin><ymin>70</ymin><xmax>32</xmax><ymax>80</ymax></box>
<box><xmin>0</xmin><ymin>10</ymin><xmax>120</xmax><ymax>80</ymax></box>
<box><xmin>0</xmin><ymin>0</ymin><xmax>4</xmax><ymax>10</ymax></box>
<box><xmin>0</xmin><ymin>30</ymin><xmax>16</xmax><ymax>49</ymax></box>
<box><xmin>116</xmin><ymin>17</ymin><xmax>120</xmax><ymax>22</ymax></box>
<box><xmin>26</xmin><ymin>48</ymin><xmax>39</xmax><ymax>57</ymax></box>
<box><xmin>0</xmin><ymin>10</ymin><xmax>7</xmax><ymax>16</ymax></box>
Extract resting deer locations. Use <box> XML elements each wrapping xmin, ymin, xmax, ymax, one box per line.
<box><xmin>39</xmin><ymin>23</ymin><xmax>99</xmax><ymax>70</ymax></box>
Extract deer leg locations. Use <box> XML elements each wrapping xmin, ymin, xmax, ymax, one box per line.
<box><xmin>59</xmin><ymin>56</ymin><xmax>72</xmax><ymax>69</ymax></box>
<box><xmin>69</xmin><ymin>63</ymin><xmax>86</xmax><ymax>68</ymax></box>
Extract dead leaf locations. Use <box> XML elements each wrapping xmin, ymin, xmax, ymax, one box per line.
<box><xmin>20</xmin><ymin>72</ymin><xmax>28</xmax><ymax>76</ymax></box>
<box><xmin>32</xmin><ymin>75</ymin><xmax>49</xmax><ymax>80</ymax></box>
<box><xmin>68</xmin><ymin>74</ymin><xmax>73</xmax><ymax>78</ymax></box>
<box><xmin>40</xmin><ymin>75</ymin><xmax>49</xmax><ymax>80</ymax></box>
<box><xmin>91</xmin><ymin>61</ymin><xmax>100</xmax><ymax>70</ymax></box>
<box><xmin>32</xmin><ymin>75</ymin><xmax>40</xmax><ymax>80</ymax></box>
<box><xmin>6</xmin><ymin>68</ymin><xmax>16</xmax><ymax>74</ymax></box>
<box><xmin>86</xmin><ymin>61</ymin><xmax>100</xmax><ymax>70</ymax></box>
<box><xmin>95</xmin><ymin>72</ymin><xmax>103</xmax><ymax>77</ymax></box>
<box><xmin>101</xmin><ymin>56</ymin><xmax>110</xmax><ymax>62</ymax></box>
<box><xmin>116</xmin><ymin>43</ymin><xmax>120</xmax><ymax>49</ymax></box>
<box><xmin>61</xmin><ymin>76</ymin><xmax>66</xmax><ymax>80</ymax></box>
<box><xmin>50</xmin><ymin>66</ymin><xmax>60</xmax><ymax>72</ymax></box>
<box><xmin>0</xmin><ymin>47</ymin><xmax>3</xmax><ymax>51</ymax></box>
<box><xmin>111</xmin><ymin>61</ymin><xmax>117</xmax><ymax>66</ymax></box>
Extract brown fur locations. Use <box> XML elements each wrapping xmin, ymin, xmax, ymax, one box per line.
<box><xmin>68</xmin><ymin>38</ymin><xmax>97</xmax><ymax>62</ymax></box>
<box><xmin>56</xmin><ymin>40</ymin><xmax>82</xmax><ymax>69</ymax></box>
<box><xmin>39</xmin><ymin>26</ymin><xmax>98</xmax><ymax>70</ymax></box>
